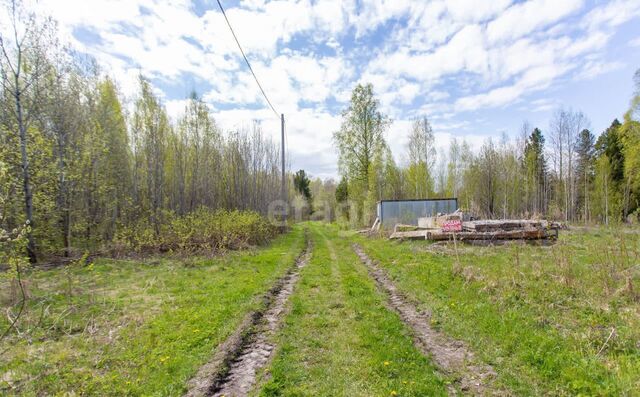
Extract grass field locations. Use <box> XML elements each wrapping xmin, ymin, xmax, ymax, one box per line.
<box><xmin>0</xmin><ymin>228</ymin><xmax>306</xmax><ymax>396</ymax></box>
<box><xmin>2</xmin><ymin>222</ymin><xmax>639</xmax><ymax>396</ymax></box>
<box><xmin>355</xmin><ymin>225</ymin><xmax>640</xmax><ymax>395</ymax></box>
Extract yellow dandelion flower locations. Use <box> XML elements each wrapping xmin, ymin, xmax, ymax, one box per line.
<box><xmin>384</xmin><ymin>361</ymin><xmax>390</xmax><ymax>366</ymax></box>
<box><xmin>390</xmin><ymin>391</ymin><xmax>398</xmax><ymax>396</ymax></box>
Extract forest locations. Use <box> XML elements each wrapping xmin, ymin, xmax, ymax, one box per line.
<box><xmin>0</xmin><ymin>3</ymin><xmax>284</xmax><ymax>264</ymax></box>
<box><xmin>331</xmin><ymin>81</ymin><xmax>640</xmax><ymax>228</ymax></box>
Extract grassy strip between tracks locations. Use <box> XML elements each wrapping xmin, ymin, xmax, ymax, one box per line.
<box><xmin>257</xmin><ymin>222</ymin><xmax>448</xmax><ymax>396</ymax></box>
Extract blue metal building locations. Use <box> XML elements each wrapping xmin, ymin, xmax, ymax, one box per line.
<box><xmin>376</xmin><ymin>198</ymin><xmax>458</xmax><ymax>229</ymax></box>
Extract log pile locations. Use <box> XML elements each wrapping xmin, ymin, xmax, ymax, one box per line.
<box><xmin>390</xmin><ymin>214</ymin><xmax>561</xmax><ymax>242</ymax></box>
<box><xmin>461</xmin><ymin>220</ymin><xmax>555</xmax><ymax>232</ymax></box>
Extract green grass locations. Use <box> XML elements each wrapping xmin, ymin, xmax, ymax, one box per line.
<box><xmin>4</xmin><ymin>222</ymin><xmax>638</xmax><ymax>396</ymax></box>
<box><xmin>0</xmin><ymin>226</ymin><xmax>306</xmax><ymax>396</ymax></box>
<box><xmin>355</xmin><ymin>226</ymin><xmax>640</xmax><ymax>396</ymax></box>
<box><xmin>257</xmin><ymin>222</ymin><xmax>447</xmax><ymax>396</ymax></box>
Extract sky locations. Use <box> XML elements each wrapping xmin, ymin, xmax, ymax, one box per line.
<box><xmin>22</xmin><ymin>0</ymin><xmax>640</xmax><ymax>178</ymax></box>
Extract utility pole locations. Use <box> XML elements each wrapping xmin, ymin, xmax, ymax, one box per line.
<box><xmin>424</xmin><ymin>117</ymin><xmax>429</xmax><ymax>199</ymax></box>
<box><xmin>281</xmin><ymin>113</ymin><xmax>287</xmax><ymax>224</ymax></box>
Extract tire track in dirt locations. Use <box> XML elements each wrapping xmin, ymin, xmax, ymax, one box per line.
<box><xmin>352</xmin><ymin>243</ymin><xmax>500</xmax><ymax>396</ymax></box>
<box><xmin>184</xmin><ymin>234</ymin><xmax>311</xmax><ymax>397</ymax></box>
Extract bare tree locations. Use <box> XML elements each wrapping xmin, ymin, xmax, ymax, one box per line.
<box><xmin>406</xmin><ymin>116</ymin><xmax>436</xmax><ymax>198</ymax></box>
<box><xmin>549</xmin><ymin>108</ymin><xmax>589</xmax><ymax>221</ymax></box>
<box><xmin>0</xmin><ymin>0</ymin><xmax>55</xmax><ymax>262</ymax></box>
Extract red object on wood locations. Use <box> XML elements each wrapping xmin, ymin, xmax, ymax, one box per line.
<box><xmin>442</xmin><ymin>220</ymin><xmax>462</xmax><ymax>232</ymax></box>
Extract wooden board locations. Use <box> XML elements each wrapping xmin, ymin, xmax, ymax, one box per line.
<box><xmin>389</xmin><ymin>230</ymin><xmax>428</xmax><ymax>240</ymax></box>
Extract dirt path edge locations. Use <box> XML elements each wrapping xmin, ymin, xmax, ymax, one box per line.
<box><xmin>184</xmin><ymin>233</ymin><xmax>310</xmax><ymax>397</ymax></box>
<box><xmin>352</xmin><ymin>243</ymin><xmax>500</xmax><ymax>396</ymax></box>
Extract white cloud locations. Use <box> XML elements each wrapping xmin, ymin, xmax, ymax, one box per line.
<box><xmin>165</xmin><ymin>99</ymin><xmax>191</xmax><ymax>123</ymax></box>
<box><xmin>455</xmin><ymin>63</ymin><xmax>574</xmax><ymax>111</ymax></box>
<box><xmin>445</xmin><ymin>0</ymin><xmax>513</xmax><ymax>23</ymax></box>
<box><xmin>368</xmin><ymin>24</ymin><xmax>488</xmax><ymax>83</ymax></box>
<box><xmin>486</xmin><ymin>0</ymin><xmax>584</xmax><ymax>43</ymax></box>
<box><xmin>575</xmin><ymin>60</ymin><xmax>625</xmax><ymax>80</ymax></box>
<box><xmin>583</xmin><ymin>0</ymin><xmax>640</xmax><ymax>31</ymax></box>
<box><xmin>7</xmin><ymin>0</ymin><xmax>639</xmax><ymax>178</ymax></box>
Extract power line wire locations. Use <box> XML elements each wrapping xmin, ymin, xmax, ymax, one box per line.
<box><xmin>216</xmin><ymin>0</ymin><xmax>280</xmax><ymax>118</ymax></box>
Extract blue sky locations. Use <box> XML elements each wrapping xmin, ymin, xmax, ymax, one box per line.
<box><xmin>29</xmin><ymin>0</ymin><xmax>640</xmax><ymax>178</ymax></box>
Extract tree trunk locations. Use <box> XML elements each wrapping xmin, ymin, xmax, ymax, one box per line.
<box><xmin>16</xmin><ymin>90</ymin><xmax>37</xmax><ymax>263</ymax></box>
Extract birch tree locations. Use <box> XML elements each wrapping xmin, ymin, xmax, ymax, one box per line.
<box><xmin>406</xmin><ymin>116</ymin><xmax>436</xmax><ymax>198</ymax></box>
<box><xmin>0</xmin><ymin>0</ymin><xmax>55</xmax><ymax>261</ymax></box>
<box><xmin>132</xmin><ymin>76</ymin><xmax>169</xmax><ymax>234</ymax></box>
<box><xmin>333</xmin><ymin>83</ymin><xmax>389</xmax><ymax>224</ymax></box>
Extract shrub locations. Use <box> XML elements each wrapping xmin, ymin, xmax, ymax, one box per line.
<box><xmin>114</xmin><ymin>208</ymin><xmax>277</xmax><ymax>253</ymax></box>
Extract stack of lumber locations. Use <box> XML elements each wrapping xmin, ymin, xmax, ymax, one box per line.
<box><xmin>426</xmin><ymin>228</ymin><xmax>557</xmax><ymax>241</ymax></box>
<box><xmin>390</xmin><ymin>217</ymin><xmax>560</xmax><ymax>241</ymax></box>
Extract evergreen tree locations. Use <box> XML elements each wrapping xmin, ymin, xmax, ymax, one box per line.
<box><xmin>523</xmin><ymin>128</ymin><xmax>547</xmax><ymax>215</ymax></box>
<box><xmin>335</xmin><ymin>176</ymin><xmax>349</xmax><ymax>220</ymax></box>
<box><xmin>293</xmin><ymin>169</ymin><xmax>312</xmax><ymax>208</ymax></box>
<box><xmin>595</xmin><ymin>120</ymin><xmax>625</xmax><ymax>221</ymax></box>
<box><xmin>335</xmin><ymin>177</ymin><xmax>348</xmax><ymax>203</ymax></box>
<box><xmin>575</xmin><ymin>129</ymin><xmax>595</xmax><ymax>221</ymax></box>
<box><xmin>596</xmin><ymin>120</ymin><xmax>624</xmax><ymax>182</ymax></box>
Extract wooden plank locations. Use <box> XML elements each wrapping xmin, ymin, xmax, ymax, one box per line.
<box><xmin>389</xmin><ymin>230</ymin><xmax>428</xmax><ymax>240</ymax></box>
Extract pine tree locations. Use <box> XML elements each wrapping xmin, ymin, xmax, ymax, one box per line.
<box><xmin>523</xmin><ymin>128</ymin><xmax>547</xmax><ymax>215</ymax></box>
<box><xmin>575</xmin><ymin>129</ymin><xmax>595</xmax><ymax>222</ymax></box>
<box><xmin>595</xmin><ymin>120</ymin><xmax>625</xmax><ymax>221</ymax></box>
<box><xmin>293</xmin><ymin>169</ymin><xmax>312</xmax><ymax>208</ymax></box>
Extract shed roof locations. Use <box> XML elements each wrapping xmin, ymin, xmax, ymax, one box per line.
<box><xmin>378</xmin><ymin>198</ymin><xmax>457</xmax><ymax>203</ymax></box>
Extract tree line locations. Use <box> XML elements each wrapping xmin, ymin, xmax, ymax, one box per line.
<box><xmin>0</xmin><ymin>2</ymin><xmax>283</xmax><ymax>261</ymax></box>
<box><xmin>332</xmin><ymin>78</ymin><xmax>640</xmax><ymax>227</ymax></box>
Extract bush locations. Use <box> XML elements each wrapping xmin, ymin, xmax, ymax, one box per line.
<box><xmin>114</xmin><ymin>209</ymin><xmax>277</xmax><ymax>253</ymax></box>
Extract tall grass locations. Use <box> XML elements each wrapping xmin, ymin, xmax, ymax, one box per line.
<box><xmin>356</xmin><ymin>226</ymin><xmax>640</xmax><ymax>395</ymax></box>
